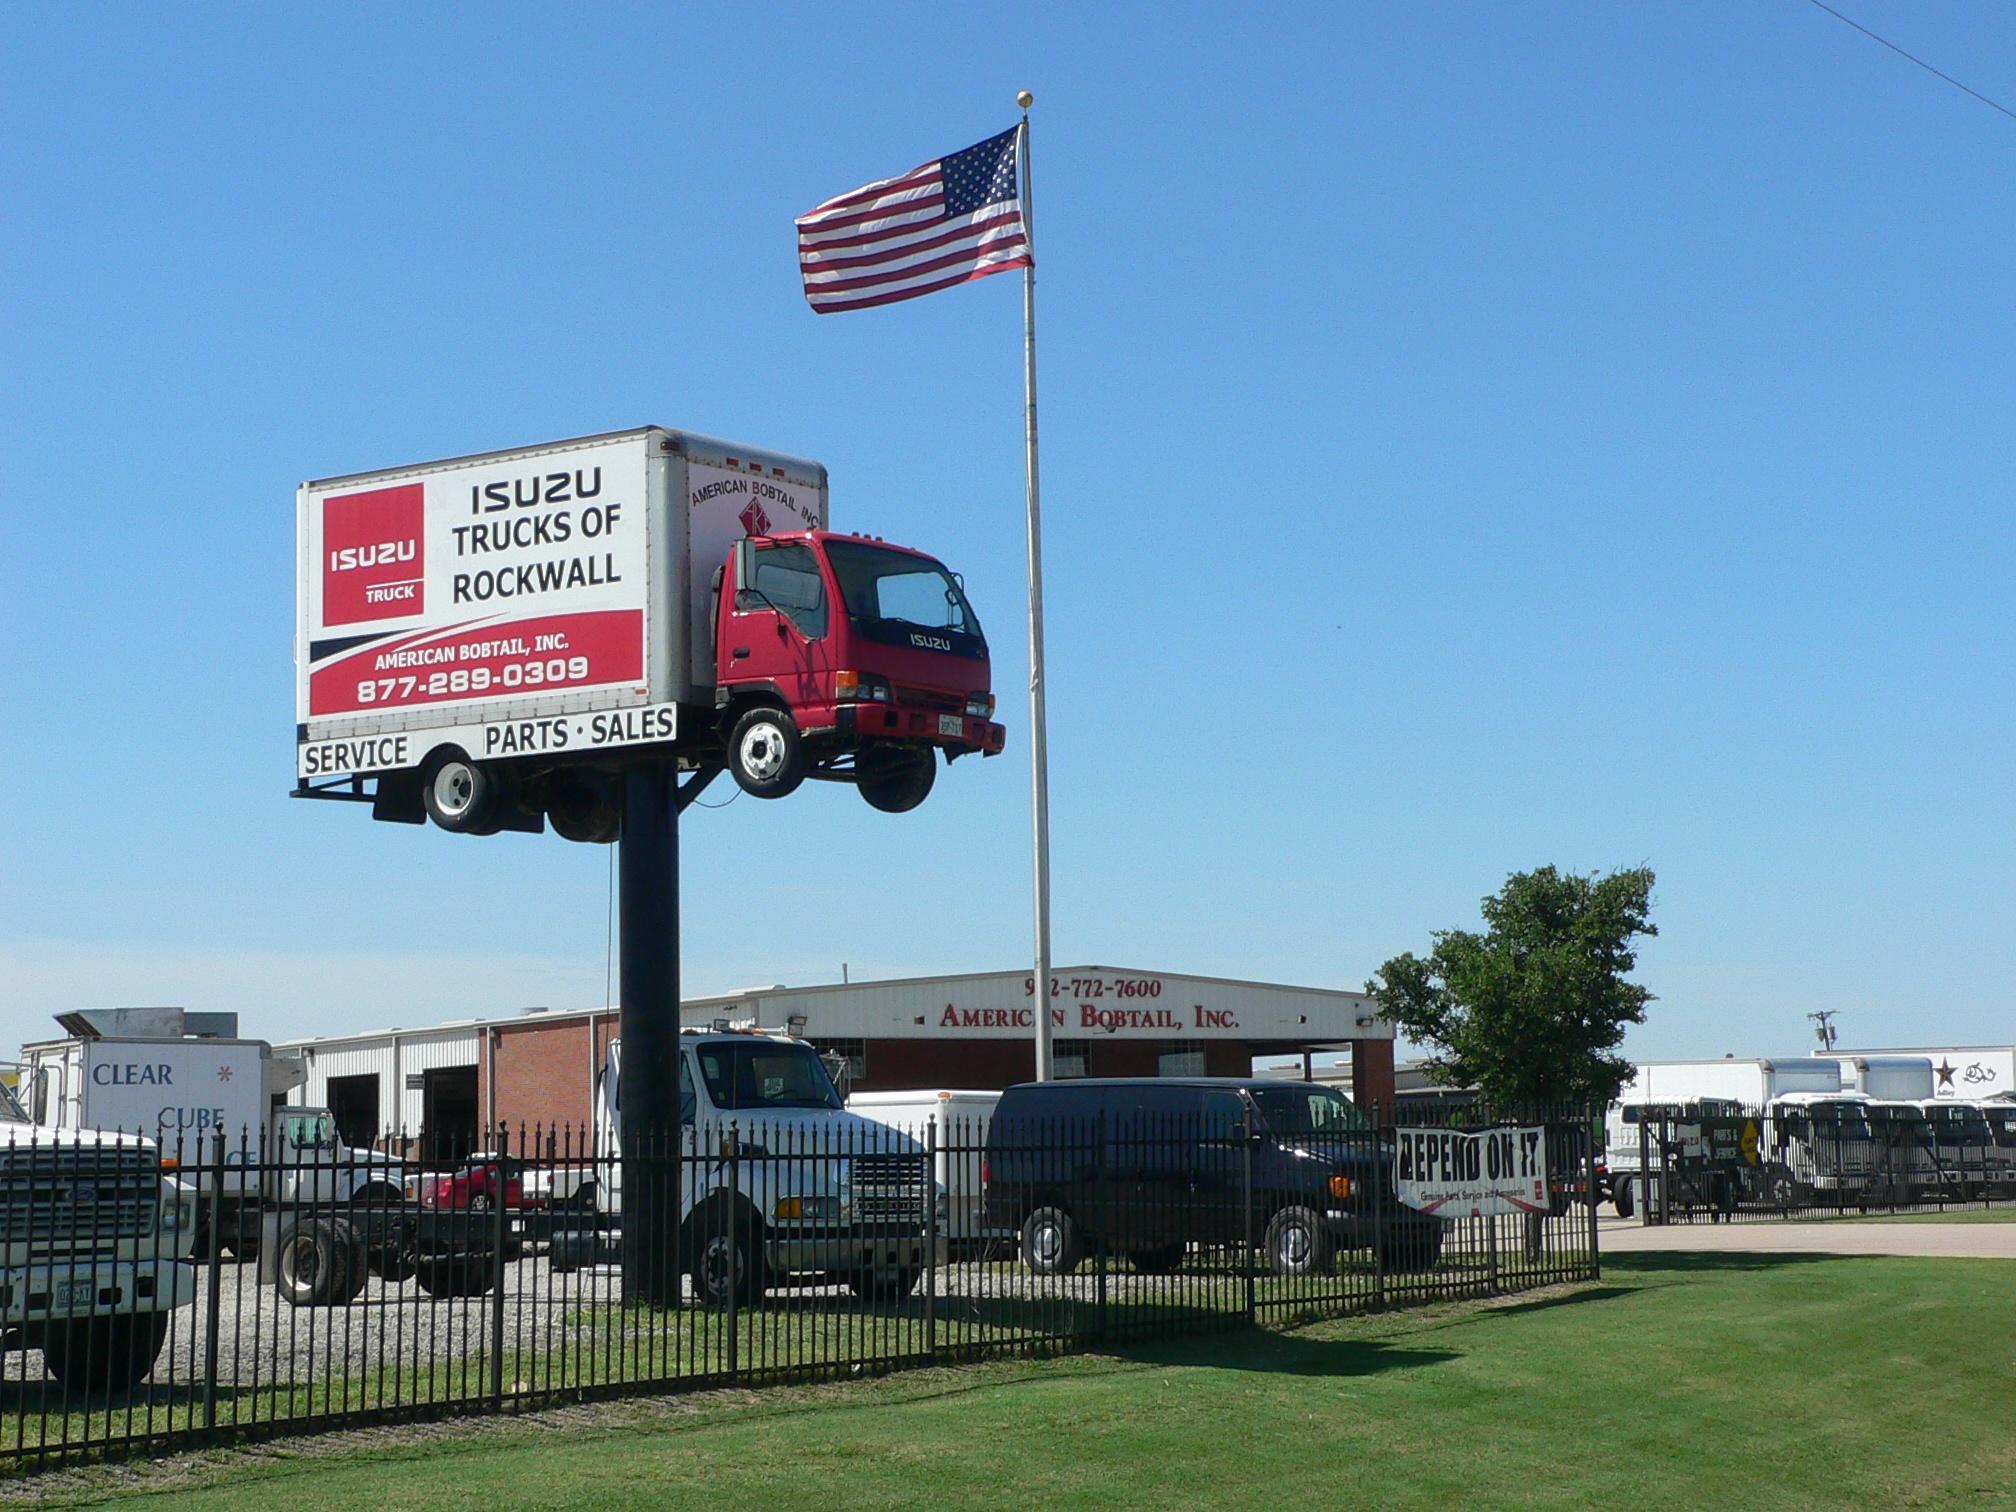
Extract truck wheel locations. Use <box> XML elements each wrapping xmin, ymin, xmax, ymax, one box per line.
<box><xmin>277</xmin><ymin>1217</ymin><xmax>365</xmax><ymax>1306</ymax></box>
<box><xmin>414</xmin><ymin>1256</ymin><xmax>497</xmax><ymax>1297</ymax></box>
<box><xmin>1264</xmin><ymin>1207</ymin><xmax>1335</xmax><ymax>1277</ymax></box>
<box><xmin>421</xmin><ymin>748</ymin><xmax>501</xmax><ymax>833</ymax></box>
<box><xmin>688</xmin><ymin>1210</ymin><xmax>767</xmax><ymax>1309</ymax></box>
<box><xmin>1375</xmin><ymin>1224</ymin><xmax>1445</xmax><ymax>1275</ymax></box>
<box><xmin>856</xmin><ymin>746</ymin><xmax>936</xmax><ymax>814</ymax></box>
<box><xmin>726</xmin><ymin>707</ymin><xmax>805</xmax><ymax>799</ymax></box>
<box><xmin>546</xmin><ymin>771</ymin><xmax>620</xmax><ymax>844</ymax></box>
<box><xmin>1612</xmin><ymin>1177</ymin><xmax>1635</xmax><ymax>1219</ymax></box>
<box><xmin>1127</xmin><ymin>1244</ymin><xmax>1184</xmax><ymax>1274</ymax></box>
<box><xmin>41</xmin><ymin>1313</ymin><xmax>169</xmax><ymax>1395</ymax></box>
<box><xmin>1019</xmin><ymin>1206</ymin><xmax>1082</xmax><ymax>1276</ymax></box>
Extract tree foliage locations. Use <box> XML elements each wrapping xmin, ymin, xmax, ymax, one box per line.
<box><xmin>1370</xmin><ymin>866</ymin><xmax>1657</xmax><ymax>1110</ymax></box>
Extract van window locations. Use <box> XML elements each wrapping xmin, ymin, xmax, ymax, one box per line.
<box><xmin>1200</xmin><ymin>1091</ymin><xmax>1247</xmax><ymax>1141</ymax></box>
<box><xmin>1250</xmin><ymin>1085</ymin><xmax>1371</xmax><ymax>1135</ymax></box>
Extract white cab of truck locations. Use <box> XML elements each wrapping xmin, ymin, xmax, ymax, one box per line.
<box><xmin>21</xmin><ymin>1009</ymin><xmax>404</xmax><ymax>1256</ymax></box>
<box><xmin>577</xmin><ymin>1029</ymin><xmax>938</xmax><ymax>1306</ymax></box>
<box><xmin>0</xmin><ymin>1075</ymin><xmax>197</xmax><ymax>1392</ymax></box>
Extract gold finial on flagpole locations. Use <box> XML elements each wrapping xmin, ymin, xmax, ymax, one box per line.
<box><xmin>1016</xmin><ymin>90</ymin><xmax>1033</xmax><ymax>110</ymax></box>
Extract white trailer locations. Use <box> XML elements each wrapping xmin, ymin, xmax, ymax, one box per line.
<box><xmin>21</xmin><ymin>1010</ymin><xmax>404</xmax><ymax>1256</ymax></box>
<box><xmin>1835</xmin><ymin>1046</ymin><xmax>2016</xmax><ymax>1102</ymax></box>
<box><xmin>847</xmin><ymin>1089</ymin><xmax>1006</xmax><ymax>1251</ymax></box>
<box><xmin>1823</xmin><ymin>1056</ymin><xmax>1935</xmax><ymax>1100</ymax></box>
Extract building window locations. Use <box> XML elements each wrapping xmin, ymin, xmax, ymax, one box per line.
<box><xmin>1158</xmin><ymin>1041</ymin><xmax>1206</xmax><ymax>1077</ymax></box>
<box><xmin>810</xmin><ymin>1038</ymin><xmax>867</xmax><ymax>1087</ymax></box>
<box><xmin>1054</xmin><ymin>1039</ymin><xmax>1089</xmax><ymax>1078</ymax></box>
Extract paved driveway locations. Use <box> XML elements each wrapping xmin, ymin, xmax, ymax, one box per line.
<box><xmin>1599</xmin><ymin>1215</ymin><xmax>2016</xmax><ymax>1260</ymax></box>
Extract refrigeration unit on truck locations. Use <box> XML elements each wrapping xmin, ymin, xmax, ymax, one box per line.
<box><xmin>20</xmin><ymin>1009</ymin><xmax>406</xmax><ymax>1259</ymax></box>
<box><xmin>549</xmin><ymin>1027</ymin><xmax>938</xmax><ymax>1307</ymax></box>
<box><xmin>0</xmin><ymin>1075</ymin><xmax>197</xmax><ymax>1392</ymax></box>
<box><xmin>1607</xmin><ymin>1058</ymin><xmax>1846</xmax><ymax>1215</ymax></box>
<box><xmin>295</xmin><ymin>426</ymin><xmax>1006</xmax><ymax>838</ymax></box>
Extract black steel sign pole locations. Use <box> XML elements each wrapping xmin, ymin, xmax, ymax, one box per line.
<box><xmin>619</xmin><ymin>758</ymin><xmax>683</xmax><ymax>1306</ymax></box>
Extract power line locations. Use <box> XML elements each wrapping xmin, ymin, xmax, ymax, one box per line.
<box><xmin>1801</xmin><ymin>0</ymin><xmax>2016</xmax><ymax>126</ymax></box>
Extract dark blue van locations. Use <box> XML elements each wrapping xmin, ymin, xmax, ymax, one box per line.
<box><xmin>981</xmin><ymin>1078</ymin><xmax>1445</xmax><ymax>1276</ymax></box>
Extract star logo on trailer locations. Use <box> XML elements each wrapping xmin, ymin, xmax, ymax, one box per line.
<box><xmin>1936</xmin><ymin>1060</ymin><xmax>1957</xmax><ymax>1090</ymax></box>
<box><xmin>739</xmin><ymin>501</ymin><xmax>771</xmax><ymax>537</ymax></box>
<box><xmin>218</xmin><ymin>1066</ymin><xmax>234</xmax><ymax>1082</ymax></box>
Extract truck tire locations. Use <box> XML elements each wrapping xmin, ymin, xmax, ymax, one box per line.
<box><xmin>856</xmin><ymin>745</ymin><xmax>936</xmax><ymax>814</ymax></box>
<box><xmin>1612</xmin><ymin>1177</ymin><xmax>1635</xmax><ymax>1219</ymax></box>
<box><xmin>1264</xmin><ymin>1207</ymin><xmax>1335</xmax><ymax>1277</ymax></box>
<box><xmin>1019</xmin><ymin>1206</ymin><xmax>1083</xmax><ymax>1276</ymax></box>
<box><xmin>421</xmin><ymin>747</ymin><xmax>502</xmax><ymax>833</ymax></box>
<box><xmin>688</xmin><ymin>1204</ymin><xmax>767</xmax><ymax>1309</ymax></box>
<box><xmin>277</xmin><ymin>1216</ymin><xmax>366</xmax><ymax>1307</ymax></box>
<box><xmin>546</xmin><ymin>770</ymin><xmax>620</xmax><ymax>844</ymax></box>
<box><xmin>40</xmin><ymin>1313</ymin><xmax>169</xmax><ymax>1395</ymax></box>
<box><xmin>726</xmin><ymin>706</ymin><xmax>806</xmax><ymax>799</ymax></box>
<box><xmin>413</xmin><ymin>1255</ymin><xmax>497</xmax><ymax>1298</ymax></box>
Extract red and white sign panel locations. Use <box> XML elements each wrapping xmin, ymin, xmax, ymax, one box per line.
<box><xmin>302</xmin><ymin>436</ymin><xmax>649</xmax><ymax>721</ymax></box>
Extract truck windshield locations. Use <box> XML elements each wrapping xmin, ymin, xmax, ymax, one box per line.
<box><xmin>824</xmin><ymin>540</ymin><xmax>986</xmax><ymax>659</ymax></box>
<box><xmin>695</xmin><ymin>1043</ymin><xmax>843</xmax><ymax>1112</ymax></box>
<box><xmin>1250</xmin><ymin>1086</ymin><xmax>1372</xmax><ymax>1136</ymax></box>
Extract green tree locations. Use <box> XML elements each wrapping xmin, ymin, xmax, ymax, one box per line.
<box><xmin>1370</xmin><ymin>865</ymin><xmax>1657</xmax><ymax>1111</ymax></box>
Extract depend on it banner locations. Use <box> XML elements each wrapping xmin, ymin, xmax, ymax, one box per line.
<box><xmin>1393</xmin><ymin>1126</ymin><xmax>1550</xmax><ymax>1218</ymax></box>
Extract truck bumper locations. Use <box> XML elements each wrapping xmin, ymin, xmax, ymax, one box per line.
<box><xmin>766</xmin><ymin>1227</ymin><xmax>939</xmax><ymax>1276</ymax></box>
<box><xmin>834</xmin><ymin>705</ymin><xmax>1006</xmax><ymax>756</ymax></box>
<box><xmin>0</xmin><ymin>1257</ymin><xmax>194</xmax><ymax>1327</ymax></box>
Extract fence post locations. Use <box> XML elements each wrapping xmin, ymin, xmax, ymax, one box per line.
<box><xmin>490</xmin><ymin>1124</ymin><xmax>508</xmax><ymax>1411</ymax></box>
<box><xmin>1585</xmin><ymin>1116</ymin><xmax>1601</xmax><ymax>1280</ymax></box>
<box><xmin>1241</xmin><ymin>1104</ymin><xmax>1256</xmax><ymax>1328</ymax></box>
<box><xmin>924</xmin><ymin>1119</ymin><xmax>938</xmax><ymax>1359</ymax></box>
<box><xmin>1371</xmin><ymin>1115</ymin><xmax>1387</xmax><ymax>1309</ymax></box>
<box><xmin>727</xmin><ymin>1127</ymin><xmax>740</xmax><ymax>1382</ymax></box>
<box><xmin>1094</xmin><ymin>1111</ymin><xmax>1107</xmax><ymax>1344</ymax></box>
<box><xmin>1637</xmin><ymin>1116</ymin><xmax>1650</xmax><ymax>1227</ymax></box>
<box><xmin>202</xmin><ymin>1129</ymin><xmax>225</xmax><ymax>1436</ymax></box>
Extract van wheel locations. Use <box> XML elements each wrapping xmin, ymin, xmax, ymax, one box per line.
<box><xmin>857</xmin><ymin>746</ymin><xmax>936</xmax><ymax>814</ymax></box>
<box><xmin>1020</xmin><ymin>1207</ymin><xmax>1082</xmax><ymax>1276</ymax></box>
<box><xmin>421</xmin><ymin>748</ymin><xmax>501</xmax><ymax>833</ymax></box>
<box><xmin>1264</xmin><ymin>1207</ymin><xmax>1334</xmax><ymax>1276</ymax></box>
<box><xmin>1612</xmin><ymin>1178</ymin><xmax>1635</xmax><ymax>1219</ymax></box>
<box><xmin>727</xmin><ymin>707</ymin><xmax>805</xmax><ymax>799</ymax></box>
<box><xmin>41</xmin><ymin>1314</ymin><xmax>169</xmax><ymax>1394</ymax></box>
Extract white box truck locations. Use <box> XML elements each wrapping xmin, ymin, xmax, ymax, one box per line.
<box><xmin>22</xmin><ymin>1010</ymin><xmax>406</xmax><ymax>1259</ymax></box>
<box><xmin>847</xmin><ymin>1089</ymin><xmax>1007</xmax><ymax>1253</ymax></box>
<box><xmin>0</xmin><ymin>1077</ymin><xmax>197</xmax><ymax>1392</ymax></box>
<box><xmin>296</xmin><ymin>426</ymin><xmax>1004</xmax><ymax>837</ymax></box>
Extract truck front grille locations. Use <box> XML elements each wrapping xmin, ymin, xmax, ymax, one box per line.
<box><xmin>894</xmin><ymin>686</ymin><xmax>963</xmax><ymax>713</ymax></box>
<box><xmin>851</xmin><ymin>1153</ymin><xmax>927</xmax><ymax>1223</ymax></box>
<box><xmin>0</xmin><ymin>1146</ymin><xmax>158</xmax><ymax>1258</ymax></box>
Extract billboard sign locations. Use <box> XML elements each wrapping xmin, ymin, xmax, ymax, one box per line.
<box><xmin>1394</xmin><ymin>1126</ymin><xmax>1550</xmax><ymax>1217</ymax></box>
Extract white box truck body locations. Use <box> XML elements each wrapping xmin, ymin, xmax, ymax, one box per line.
<box><xmin>1607</xmin><ymin>1058</ymin><xmax>1847</xmax><ymax>1214</ymax></box>
<box><xmin>296</xmin><ymin>427</ymin><xmax>826</xmax><ymax>786</ymax></box>
<box><xmin>847</xmin><ymin>1089</ymin><xmax>1006</xmax><ymax>1250</ymax></box>
<box><xmin>1825</xmin><ymin>1056</ymin><xmax>1935</xmax><ymax>1100</ymax></box>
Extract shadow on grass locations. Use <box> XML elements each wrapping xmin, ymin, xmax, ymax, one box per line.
<box><xmin>1108</xmin><ymin>1327</ymin><xmax>1460</xmax><ymax>1377</ymax></box>
<box><xmin>1470</xmin><ymin>1284</ymin><xmax>1642</xmax><ymax>1319</ymax></box>
<box><xmin>1602</xmin><ymin>1250</ymin><xmax>1894</xmax><ymax>1274</ymax></box>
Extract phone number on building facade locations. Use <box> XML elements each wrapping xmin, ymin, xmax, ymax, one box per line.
<box><xmin>1024</xmin><ymin>977</ymin><xmax>1164</xmax><ymax>999</ymax></box>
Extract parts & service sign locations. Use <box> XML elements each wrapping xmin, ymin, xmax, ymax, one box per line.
<box><xmin>305</xmin><ymin>437</ymin><xmax>649</xmax><ymax>718</ymax></box>
<box><xmin>1394</xmin><ymin>1126</ymin><xmax>1550</xmax><ymax>1217</ymax></box>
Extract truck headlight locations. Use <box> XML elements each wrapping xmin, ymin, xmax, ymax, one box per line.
<box><xmin>964</xmin><ymin>693</ymin><xmax>994</xmax><ymax>717</ymax></box>
<box><xmin>835</xmin><ymin>670</ymin><xmax>892</xmax><ymax>703</ymax></box>
<box><xmin>773</xmin><ymin>1196</ymin><xmax>842</xmax><ymax>1221</ymax></box>
<box><xmin>161</xmin><ymin>1193</ymin><xmax>196</xmax><ymax>1231</ymax></box>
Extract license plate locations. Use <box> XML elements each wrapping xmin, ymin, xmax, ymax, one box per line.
<box><xmin>57</xmin><ymin>1278</ymin><xmax>98</xmax><ymax>1311</ymax></box>
<box><xmin>938</xmin><ymin>715</ymin><xmax>964</xmax><ymax>738</ymax></box>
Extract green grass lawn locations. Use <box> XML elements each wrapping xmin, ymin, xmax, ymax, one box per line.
<box><xmin>24</xmin><ymin>1253</ymin><xmax>2016</xmax><ymax>1510</ymax></box>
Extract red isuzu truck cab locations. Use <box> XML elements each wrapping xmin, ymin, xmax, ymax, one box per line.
<box><xmin>715</xmin><ymin>529</ymin><xmax>1006</xmax><ymax>812</ymax></box>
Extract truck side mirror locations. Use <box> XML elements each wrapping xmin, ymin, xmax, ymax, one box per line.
<box><xmin>733</xmin><ymin>537</ymin><xmax>756</xmax><ymax>595</ymax></box>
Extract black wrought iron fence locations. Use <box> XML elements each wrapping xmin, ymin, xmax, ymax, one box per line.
<box><xmin>1617</xmin><ymin>1103</ymin><xmax>2016</xmax><ymax>1223</ymax></box>
<box><xmin>0</xmin><ymin>1108</ymin><xmax>1598</xmax><ymax>1473</ymax></box>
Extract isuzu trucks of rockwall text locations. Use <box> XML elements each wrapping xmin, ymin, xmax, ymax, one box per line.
<box><xmin>295</xmin><ymin>427</ymin><xmax>1006</xmax><ymax>837</ymax></box>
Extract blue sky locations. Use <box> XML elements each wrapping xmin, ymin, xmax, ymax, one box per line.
<box><xmin>3</xmin><ymin>2</ymin><xmax>2011</xmax><ymax>1064</ymax></box>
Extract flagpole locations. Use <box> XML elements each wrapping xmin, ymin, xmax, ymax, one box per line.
<box><xmin>1015</xmin><ymin>92</ymin><xmax>1055</xmax><ymax>1083</ymax></box>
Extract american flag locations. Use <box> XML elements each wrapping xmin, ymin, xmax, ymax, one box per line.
<box><xmin>796</xmin><ymin>127</ymin><xmax>1031</xmax><ymax>315</ymax></box>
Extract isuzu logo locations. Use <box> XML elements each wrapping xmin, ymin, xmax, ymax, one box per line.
<box><xmin>323</xmin><ymin>483</ymin><xmax>425</xmax><ymax>627</ymax></box>
<box><xmin>908</xmin><ymin>632</ymin><xmax>953</xmax><ymax>652</ymax></box>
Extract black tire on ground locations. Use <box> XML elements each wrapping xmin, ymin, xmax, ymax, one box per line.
<box><xmin>413</xmin><ymin>1256</ymin><xmax>497</xmax><ymax>1298</ymax></box>
<box><xmin>726</xmin><ymin>706</ymin><xmax>806</xmax><ymax>799</ymax></box>
<box><xmin>1612</xmin><ymin>1177</ymin><xmax>1635</xmax><ymax>1219</ymax></box>
<box><xmin>1019</xmin><ymin>1206</ymin><xmax>1083</xmax><ymax>1277</ymax></box>
<box><xmin>1264</xmin><ymin>1207</ymin><xmax>1336</xmax><ymax>1277</ymax></box>
<box><xmin>856</xmin><ymin>745</ymin><xmax>936</xmax><ymax>814</ymax></box>
<box><xmin>40</xmin><ymin>1312</ymin><xmax>170</xmax><ymax>1395</ymax></box>
<box><xmin>276</xmin><ymin>1216</ymin><xmax>365</xmax><ymax>1307</ymax></box>
<box><xmin>1376</xmin><ymin>1224</ymin><xmax>1445</xmax><ymax>1275</ymax></box>
<box><xmin>687</xmin><ymin>1206</ymin><xmax>767</xmax><ymax>1309</ymax></box>
<box><xmin>845</xmin><ymin>1267</ymin><xmax>923</xmax><ymax>1300</ymax></box>
<box><xmin>420</xmin><ymin>747</ymin><xmax>502</xmax><ymax>833</ymax></box>
<box><xmin>1127</xmin><ymin>1244</ymin><xmax>1184</xmax><ymax>1275</ymax></box>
